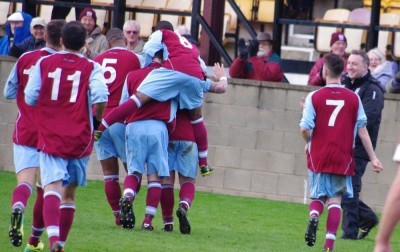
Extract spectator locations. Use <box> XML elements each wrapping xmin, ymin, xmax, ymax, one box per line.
<box><xmin>341</xmin><ymin>50</ymin><xmax>385</xmax><ymax>240</ymax></box>
<box><xmin>123</xmin><ymin>20</ymin><xmax>144</xmax><ymax>54</ymax></box>
<box><xmin>229</xmin><ymin>32</ymin><xmax>284</xmax><ymax>82</ymax></box>
<box><xmin>308</xmin><ymin>31</ymin><xmax>348</xmax><ymax>86</ymax></box>
<box><xmin>367</xmin><ymin>48</ymin><xmax>396</xmax><ymax>92</ymax></box>
<box><xmin>9</xmin><ymin>17</ymin><xmax>46</xmax><ymax>58</ymax></box>
<box><xmin>79</xmin><ymin>7</ymin><xmax>109</xmax><ymax>59</ymax></box>
<box><xmin>0</xmin><ymin>12</ymin><xmax>32</xmax><ymax>55</ymax></box>
<box><xmin>386</xmin><ymin>71</ymin><xmax>400</xmax><ymax>93</ymax></box>
<box><xmin>51</xmin><ymin>0</ymin><xmax>91</xmax><ymax>20</ymax></box>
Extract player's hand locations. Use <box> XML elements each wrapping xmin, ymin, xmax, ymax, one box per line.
<box><xmin>94</xmin><ymin>130</ymin><xmax>103</xmax><ymax>141</ymax></box>
<box><xmin>371</xmin><ymin>158</ymin><xmax>383</xmax><ymax>173</ymax></box>
<box><xmin>213</xmin><ymin>63</ymin><xmax>228</xmax><ymax>94</ymax></box>
<box><xmin>213</xmin><ymin>62</ymin><xmax>226</xmax><ymax>81</ymax></box>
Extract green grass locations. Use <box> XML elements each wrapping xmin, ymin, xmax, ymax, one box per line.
<box><xmin>1</xmin><ymin>171</ymin><xmax>399</xmax><ymax>251</ymax></box>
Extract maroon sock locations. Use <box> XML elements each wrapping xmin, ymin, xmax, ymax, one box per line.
<box><xmin>104</xmin><ymin>176</ymin><xmax>121</xmax><ymax>212</ymax></box>
<box><xmin>160</xmin><ymin>184</ymin><xmax>174</xmax><ymax>224</ymax></box>
<box><xmin>59</xmin><ymin>203</ymin><xmax>75</xmax><ymax>243</ymax></box>
<box><xmin>99</xmin><ymin>97</ymin><xmax>141</xmax><ymax>131</ymax></box>
<box><xmin>309</xmin><ymin>199</ymin><xmax>325</xmax><ymax>218</ymax></box>
<box><xmin>29</xmin><ymin>185</ymin><xmax>45</xmax><ymax>247</ymax></box>
<box><xmin>191</xmin><ymin>118</ymin><xmax>208</xmax><ymax>167</ymax></box>
<box><xmin>11</xmin><ymin>182</ymin><xmax>33</xmax><ymax>211</ymax></box>
<box><xmin>179</xmin><ymin>181</ymin><xmax>195</xmax><ymax>209</ymax></box>
<box><xmin>123</xmin><ymin>174</ymin><xmax>140</xmax><ymax>202</ymax></box>
<box><xmin>43</xmin><ymin>191</ymin><xmax>61</xmax><ymax>248</ymax></box>
<box><xmin>324</xmin><ymin>203</ymin><xmax>341</xmax><ymax>251</ymax></box>
<box><xmin>145</xmin><ymin>182</ymin><xmax>162</xmax><ymax>221</ymax></box>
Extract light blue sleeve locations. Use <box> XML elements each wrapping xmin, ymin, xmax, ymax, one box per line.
<box><xmin>24</xmin><ymin>58</ymin><xmax>44</xmax><ymax>106</ymax></box>
<box><xmin>142</xmin><ymin>30</ymin><xmax>169</xmax><ymax>67</ymax></box>
<box><xmin>119</xmin><ymin>77</ymin><xmax>129</xmax><ymax>105</ymax></box>
<box><xmin>203</xmin><ymin>79</ymin><xmax>211</xmax><ymax>92</ymax></box>
<box><xmin>299</xmin><ymin>92</ymin><xmax>316</xmax><ymax>130</ymax></box>
<box><xmin>4</xmin><ymin>63</ymin><xmax>18</xmax><ymax>99</ymax></box>
<box><xmin>89</xmin><ymin>62</ymin><xmax>109</xmax><ymax>104</ymax></box>
<box><xmin>356</xmin><ymin>95</ymin><xmax>367</xmax><ymax>128</ymax></box>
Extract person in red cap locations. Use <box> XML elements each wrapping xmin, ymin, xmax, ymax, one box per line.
<box><xmin>229</xmin><ymin>32</ymin><xmax>284</xmax><ymax>82</ymax></box>
<box><xmin>308</xmin><ymin>31</ymin><xmax>349</xmax><ymax>86</ymax></box>
<box><xmin>79</xmin><ymin>7</ymin><xmax>109</xmax><ymax>59</ymax></box>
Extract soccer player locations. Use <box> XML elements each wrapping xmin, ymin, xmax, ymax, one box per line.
<box><xmin>93</xmin><ymin>27</ymin><xmax>141</xmax><ymax>226</ymax></box>
<box><xmin>4</xmin><ymin>19</ymin><xmax>65</xmax><ymax>250</ymax></box>
<box><xmin>117</xmin><ymin>49</ymin><xmax>176</xmax><ymax>231</ymax></box>
<box><xmin>374</xmin><ymin>143</ymin><xmax>400</xmax><ymax>252</ymax></box>
<box><xmin>160</xmin><ymin>63</ymin><xmax>228</xmax><ymax>234</ymax></box>
<box><xmin>97</xmin><ymin>21</ymin><xmax>227</xmax><ymax>177</ymax></box>
<box><xmin>24</xmin><ymin>21</ymin><xmax>108</xmax><ymax>251</ymax></box>
<box><xmin>300</xmin><ymin>53</ymin><xmax>383</xmax><ymax>252</ymax></box>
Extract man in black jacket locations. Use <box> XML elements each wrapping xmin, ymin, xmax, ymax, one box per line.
<box><xmin>341</xmin><ymin>50</ymin><xmax>385</xmax><ymax>240</ymax></box>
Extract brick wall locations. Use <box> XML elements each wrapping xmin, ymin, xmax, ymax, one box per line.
<box><xmin>1</xmin><ymin>56</ymin><xmax>399</xmax><ymax>211</ymax></box>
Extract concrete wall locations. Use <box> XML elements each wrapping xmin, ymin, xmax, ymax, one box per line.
<box><xmin>1</xmin><ymin>56</ymin><xmax>399</xmax><ymax>211</ymax></box>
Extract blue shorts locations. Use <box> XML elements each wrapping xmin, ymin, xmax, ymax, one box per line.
<box><xmin>168</xmin><ymin>141</ymin><xmax>198</xmax><ymax>179</ymax></box>
<box><xmin>137</xmin><ymin>68</ymin><xmax>207</xmax><ymax>110</ymax></box>
<box><xmin>39</xmin><ymin>152</ymin><xmax>89</xmax><ymax>188</ymax></box>
<box><xmin>126</xmin><ymin>120</ymin><xmax>169</xmax><ymax>177</ymax></box>
<box><xmin>14</xmin><ymin>144</ymin><xmax>39</xmax><ymax>173</ymax></box>
<box><xmin>94</xmin><ymin>122</ymin><xmax>126</xmax><ymax>162</ymax></box>
<box><xmin>308</xmin><ymin>170</ymin><xmax>353</xmax><ymax>199</ymax></box>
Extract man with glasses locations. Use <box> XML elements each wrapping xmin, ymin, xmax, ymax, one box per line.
<box><xmin>123</xmin><ymin>20</ymin><xmax>144</xmax><ymax>54</ymax></box>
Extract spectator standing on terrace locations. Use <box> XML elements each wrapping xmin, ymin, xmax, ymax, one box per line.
<box><xmin>123</xmin><ymin>20</ymin><xmax>144</xmax><ymax>54</ymax></box>
<box><xmin>229</xmin><ymin>32</ymin><xmax>284</xmax><ymax>82</ymax></box>
<box><xmin>79</xmin><ymin>7</ymin><xmax>109</xmax><ymax>59</ymax></box>
<box><xmin>9</xmin><ymin>17</ymin><xmax>46</xmax><ymax>58</ymax></box>
<box><xmin>0</xmin><ymin>12</ymin><xmax>32</xmax><ymax>55</ymax></box>
<box><xmin>308</xmin><ymin>32</ymin><xmax>348</xmax><ymax>86</ymax></box>
<box><xmin>51</xmin><ymin>0</ymin><xmax>91</xmax><ymax>20</ymax></box>
<box><xmin>367</xmin><ymin>47</ymin><xmax>396</xmax><ymax>92</ymax></box>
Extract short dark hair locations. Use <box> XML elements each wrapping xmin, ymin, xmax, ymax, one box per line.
<box><xmin>155</xmin><ymin>20</ymin><xmax>174</xmax><ymax>31</ymax></box>
<box><xmin>324</xmin><ymin>53</ymin><xmax>344</xmax><ymax>78</ymax></box>
<box><xmin>154</xmin><ymin>49</ymin><xmax>163</xmax><ymax>61</ymax></box>
<box><xmin>45</xmin><ymin>20</ymin><xmax>66</xmax><ymax>47</ymax></box>
<box><xmin>351</xmin><ymin>49</ymin><xmax>370</xmax><ymax>67</ymax></box>
<box><xmin>61</xmin><ymin>21</ymin><xmax>86</xmax><ymax>51</ymax></box>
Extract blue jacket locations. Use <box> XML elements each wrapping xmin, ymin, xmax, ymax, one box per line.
<box><xmin>9</xmin><ymin>36</ymin><xmax>45</xmax><ymax>58</ymax></box>
<box><xmin>0</xmin><ymin>12</ymin><xmax>32</xmax><ymax>55</ymax></box>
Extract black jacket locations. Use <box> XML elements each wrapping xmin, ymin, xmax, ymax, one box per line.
<box><xmin>341</xmin><ymin>71</ymin><xmax>384</xmax><ymax>160</ymax></box>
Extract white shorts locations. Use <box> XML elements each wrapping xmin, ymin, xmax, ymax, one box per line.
<box><xmin>39</xmin><ymin>152</ymin><xmax>89</xmax><ymax>188</ymax></box>
<box><xmin>14</xmin><ymin>144</ymin><xmax>39</xmax><ymax>174</ymax></box>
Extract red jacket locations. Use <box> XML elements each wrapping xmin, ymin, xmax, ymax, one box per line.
<box><xmin>229</xmin><ymin>51</ymin><xmax>284</xmax><ymax>82</ymax></box>
<box><xmin>308</xmin><ymin>54</ymin><xmax>348</xmax><ymax>86</ymax></box>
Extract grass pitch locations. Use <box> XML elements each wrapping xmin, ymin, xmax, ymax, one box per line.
<box><xmin>1</xmin><ymin>171</ymin><xmax>398</xmax><ymax>251</ymax></box>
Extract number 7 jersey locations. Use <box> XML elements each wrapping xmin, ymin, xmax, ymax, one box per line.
<box><xmin>300</xmin><ymin>84</ymin><xmax>367</xmax><ymax>176</ymax></box>
<box><xmin>25</xmin><ymin>51</ymin><xmax>109</xmax><ymax>158</ymax></box>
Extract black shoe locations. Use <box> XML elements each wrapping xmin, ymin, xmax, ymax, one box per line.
<box><xmin>305</xmin><ymin>216</ymin><xmax>318</xmax><ymax>247</ymax></box>
<box><xmin>357</xmin><ymin>221</ymin><xmax>379</xmax><ymax>239</ymax></box>
<box><xmin>9</xmin><ymin>207</ymin><xmax>23</xmax><ymax>247</ymax></box>
<box><xmin>176</xmin><ymin>204</ymin><xmax>191</xmax><ymax>234</ymax></box>
<box><xmin>119</xmin><ymin>197</ymin><xmax>135</xmax><ymax>229</ymax></box>
<box><xmin>200</xmin><ymin>165</ymin><xmax>213</xmax><ymax>177</ymax></box>
<box><xmin>142</xmin><ymin>221</ymin><xmax>154</xmax><ymax>231</ymax></box>
<box><xmin>163</xmin><ymin>223</ymin><xmax>173</xmax><ymax>232</ymax></box>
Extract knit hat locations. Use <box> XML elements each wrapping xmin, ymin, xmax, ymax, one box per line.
<box><xmin>330</xmin><ymin>32</ymin><xmax>347</xmax><ymax>46</ymax></box>
<box><xmin>368</xmin><ymin>47</ymin><xmax>386</xmax><ymax>64</ymax></box>
<box><xmin>79</xmin><ymin>7</ymin><xmax>97</xmax><ymax>23</ymax></box>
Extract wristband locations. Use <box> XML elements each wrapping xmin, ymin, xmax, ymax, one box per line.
<box><xmin>219</xmin><ymin>76</ymin><xmax>227</xmax><ymax>81</ymax></box>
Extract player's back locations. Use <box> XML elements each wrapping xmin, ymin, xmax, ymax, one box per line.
<box><xmin>14</xmin><ymin>48</ymin><xmax>54</xmax><ymax>147</ymax></box>
<box><xmin>94</xmin><ymin>48</ymin><xmax>141</xmax><ymax>115</ymax></box>
<box><xmin>36</xmin><ymin>52</ymin><xmax>98</xmax><ymax>158</ymax></box>
<box><xmin>125</xmin><ymin>62</ymin><xmax>175</xmax><ymax>124</ymax></box>
<box><xmin>308</xmin><ymin>86</ymin><xmax>361</xmax><ymax>175</ymax></box>
<box><xmin>161</xmin><ymin>30</ymin><xmax>205</xmax><ymax>80</ymax></box>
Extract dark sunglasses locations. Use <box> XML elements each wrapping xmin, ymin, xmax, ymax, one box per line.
<box><xmin>125</xmin><ymin>30</ymin><xmax>138</xmax><ymax>35</ymax></box>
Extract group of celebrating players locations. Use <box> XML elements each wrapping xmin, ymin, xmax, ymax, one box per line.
<box><xmin>5</xmin><ymin>19</ymin><xmax>228</xmax><ymax>252</ymax></box>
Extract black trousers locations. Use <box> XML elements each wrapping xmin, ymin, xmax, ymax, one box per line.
<box><xmin>50</xmin><ymin>0</ymin><xmax>91</xmax><ymax>20</ymax></box>
<box><xmin>341</xmin><ymin>157</ymin><xmax>379</xmax><ymax>238</ymax></box>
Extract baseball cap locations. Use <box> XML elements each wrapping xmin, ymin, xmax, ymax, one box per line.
<box><xmin>8</xmin><ymin>12</ymin><xmax>24</xmax><ymax>22</ymax></box>
<box><xmin>330</xmin><ymin>32</ymin><xmax>347</xmax><ymax>46</ymax></box>
<box><xmin>30</xmin><ymin>17</ymin><xmax>46</xmax><ymax>29</ymax></box>
<box><xmin>79</xmin><ymin>7</ymin><xmax>97</xmax><ymax>23</ymax></box>
<box><xmin>106</xmin><ymin>28</ymin><xmax>125</xmax><ymax>41</ymax></box>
